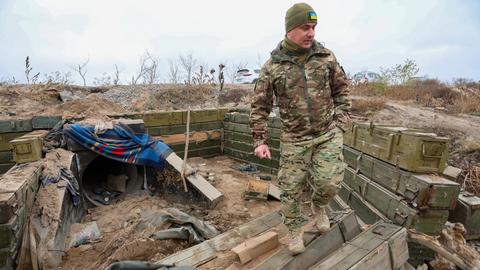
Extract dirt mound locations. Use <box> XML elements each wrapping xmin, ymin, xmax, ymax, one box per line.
<box><xmin>45</xmin><ymin>94</ymin><xmax>126</xmax><ymax>119</ymax></box>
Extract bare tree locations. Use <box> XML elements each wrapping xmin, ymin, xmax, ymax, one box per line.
<box><xmin>112</xmin><ymin>64</ymin><xmax>121</xmax><ymax>85</ymax></box>
<box><xmin>72</xmin><ymin>58</ymin><xmax>89</xmax><ymax>86</ymax></box>
<box><xmin>131</xmin><ymin>51</ymin><xmax>159</xmax><ymax>85</ymax></box>
<box><xmin>168</xmin><ymin>59</ymin><xmax>180</xmax><ymax>84</ymax></box>
<box><xmin>25</xmin><ymin>56</ymin><xmax>40</xmax><ymax>85</ymax></box>
<box><xmin>142</xmin><ymin>52</ymin><xmax>160</xmax><ymax>84</ymax></box>
<box><xmin>179</xmin><ymin>53</ymin><xmax>197</xmax><ymax>85</ymax></box>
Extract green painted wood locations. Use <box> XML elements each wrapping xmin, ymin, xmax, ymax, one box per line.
<box><xmin>223</xmin><ymin>147</ymin><xmax>279</xmax><ymax>168</ymax></box>
<box><xmin>0</xmin><ymin>152</ymin><xmax>12</xmax><ymax>163</ymax></box>
<box><xmin>31</xmin><ymin>115</ymin><xmax>62</xmax><ymax>129</ymax></box>
<box><xmin>254</xmin><ymin>211</ymin><xmax>361</xmax><ymax>270</ymax></box>
<box><xmin>338</xmin><ymin>183</ymin><xmax>387</xmax><ymax>225</ymax></box>
<box><xmin>0</xmin><ymin>132</ymin><xmax>27</xmax><ymax>151</ymax></box>
<box><xmin>169</xmin><ymin>139</ymin><xmax>221</xmax><ymax>152</ymax></box>
<box><xmin>224</xmin><ymin>140</ymin><xmax>280</xmax><ymax>158</ymax></box>
<box><xmin>147</xmin><ymin>121</ymin><xmax>223</xmax><ymax>136</ymax></box>
<box><xmin>449</xmin><ymin>192</ymin><xmax>480</xmax><ymax>239</ymax></box>
<box><xmin>225</xmin><ymin>112</ymin><xmax>282</xmax><ymax>129</ymax></box>
<box><xmin>175</xmin><ymin>146</ymin><xmax>221</xmax><ymax>158</ymax></box>
<box><xmin>311</xmin><ymin>222</ymin><xmax>405</xmax><ymax>270</ymax></box>
<box><xmin>344</xmin><ymin>122</ymin><xmax>448</xmax><ymax>173</ymax></box>
<box><xmin>346</xmin><ymin>168</ymin><xmax>449</xmax><ymax>235</ymax></box>
<box><xmin>0</xmin><ymin>119</ymin><xmax>32</xmax><ymax>133</ymax></box>
<box><xmin>224</xmin><ymin>130</ymin><xmax>281</xmax><ymax>149</ymax></box>
<box><xmin>344</xmin><ymin>146</ymin><xmax>460</xmax><ymax>210</ymax></box>
<box><xmin>223</xmin><ymin>122</ymin><xmax>282</xmax><ymax>139</ymax></box>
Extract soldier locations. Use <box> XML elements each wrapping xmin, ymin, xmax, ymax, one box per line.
<box><xmin>218</xmin><ymin>64</ymin><xmax>225</xmax><ymax>91</ymax></box>
<box><xmin>249</xmin><ymin>2</ymin><xmax>351</xmax><ymax>255</ymax></box>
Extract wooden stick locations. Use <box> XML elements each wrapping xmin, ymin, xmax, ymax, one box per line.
<box><xmin>181</xmin><ymin>108</ymin><xmax>190</xmax><ymax>192</ymax></box>
<box><xmin>407</xmin><ymin>230</ymin><xmax>480</xmax><ymax>270</ymax></box>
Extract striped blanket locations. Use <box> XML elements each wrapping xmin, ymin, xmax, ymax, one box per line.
<box><xmin>64</xmin><ymin>123</ymin><xmax>172</xmax><ymax>169</ymax></box>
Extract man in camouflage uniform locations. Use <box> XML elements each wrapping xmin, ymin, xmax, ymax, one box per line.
<box><xmin>249</xmin><ymin>3</ymin><xmax>351</xmax><ymax>255</ymax></box>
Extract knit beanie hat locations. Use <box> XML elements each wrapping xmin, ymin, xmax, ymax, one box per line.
<box><xmin>285</xmin><ymin>3</ymin><xmax>317</xmax><ymax>33</ymax></box>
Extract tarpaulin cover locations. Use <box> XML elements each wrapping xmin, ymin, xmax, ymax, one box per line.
<box><xmin>64</xmin><ymin>123</ymin><xmax>172</xmax><ymax>169</ymax></box>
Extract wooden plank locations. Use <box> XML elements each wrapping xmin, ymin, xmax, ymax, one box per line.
<box><xmin>156</xmin><ymin>130</ymin><xmax>222</xmax><ymax>145</ymax></box>
<box><xmin>311</xmin><ymin>222</ymin><xmax>403</xmax><ymax>270</ymax></box>
<box><xmin>157</xmin><ymin>211</ymin><xmax>282</xmax><ymax>267</ymax></box>
<box><xmin>231</xmin><ymin>231</ymin><xmax>279</xmax><ymax>264</ymax></box>
<box><xmin>0</xmin><ymin>119</ymin><xmax>32</xmax><ymax>133</ymax></box>
<box><xmin>268</xmin><ymin>184</ymin><xmax>281</xmax><ymax>201</ymax></box>
<box><xmin>165</xmin><ymin>152</ymin><xmax>223</xmax><ymax>207</ymax></box>
<box><xmin>147</xmin><ymin>121</ymin><xmax>222</xmax><ymax>136</ymax></box>
<box><xmin>254</xmin><ymin>211</ymin><xmax>360</xmax><ymax>270</ymax></box>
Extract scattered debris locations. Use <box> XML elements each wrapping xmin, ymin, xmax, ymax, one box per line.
<box><xmin>67</xmin><ymin>221</ymin><xmax>101</xmax><ymax>248</ymax></box>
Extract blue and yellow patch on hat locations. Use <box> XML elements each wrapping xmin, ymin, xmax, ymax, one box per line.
<box><xmin>308</xmin><ymin>11</ymin><xmax>317</xmax><ymax>21</ymax></box>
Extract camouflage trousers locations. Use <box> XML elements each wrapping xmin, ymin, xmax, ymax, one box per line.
<box><xmin>278</xmin><ymin>127</ymin><xmax>345</xmax><ymax>230</ymax></box>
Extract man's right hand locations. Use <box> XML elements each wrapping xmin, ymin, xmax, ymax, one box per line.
<box><xmin>254</xmin><ymin>144</ymin><xmax>271</xmax><ymax>159</ymax></box>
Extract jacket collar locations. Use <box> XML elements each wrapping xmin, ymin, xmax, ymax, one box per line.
<box><xmin>271</xmin><ymin>40</ymin><xmax>330</xmax><ymax>63</ymax></box>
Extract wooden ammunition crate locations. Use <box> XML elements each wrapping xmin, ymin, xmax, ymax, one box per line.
<box><xmin>343</xmin><ymin>122</ymin><xmax>449</xmax><ymax>173</ymax></box>
<box><xmin>9</xmin><ymin>130</ymin><xmax>48</xmax><ymax>164</ymax></box>
<box><xmin>311</xmin><ymin>222</ymin><xmax>408</xmax><ymax>270</ymax></box>
<box><xmin>343</xmin><ymin>146</ymin><xmax>460</xmax><ymax>210</ymax></box>
<box><xmin>449</xmin><ymin>191</ymin><xmax>480</xmax><ymax>240</ymax></box>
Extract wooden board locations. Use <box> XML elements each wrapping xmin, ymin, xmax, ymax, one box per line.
<box><xmin>156</xmin><ymin>130</ymin><xmax>222</xmax><ymax>145</ymax></box>
<box><xmin>157</xmin><ymin>211</ymin><xmax>282</xmax><ymax>267</ymax></box>
<box><xmin>254</xmin><ymin>211</ymin><xmax>361</xmax><ymax>270</ymax></box>
<box><xmin>311</xmin><ymin>223</ymin><xmax>407</xmax><ymax>270</ymax></box>
<box><xmin>165</xmin><ymin>152</ymin><xmax>223</xmax><ymax>207</ymax></box>
<box><xmin>147</xmin><ymin>121</ymin><xmax>223</xmax><ymax>136</ymax></box>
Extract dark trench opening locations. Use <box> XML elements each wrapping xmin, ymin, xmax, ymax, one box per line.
<box><xmin>81</xmin><ymin>155</ymin><xmax>144</xmax><ymax>206</ymax></box>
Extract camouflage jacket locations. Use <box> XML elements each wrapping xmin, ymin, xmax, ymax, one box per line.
<box><xmin>250</xmin><ymin>40</ymin><xmax>351</xmax><ymax>147</ymax></box>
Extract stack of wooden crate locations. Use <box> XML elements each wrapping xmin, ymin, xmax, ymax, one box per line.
<box><xmin>223</xmin><ymin>110</ymin><xmax>281</xmax><ymax>174</ymax></box>
<box><xmin>340</xmin><ymin>122</ymin><xmax>461</xmax><ymax>264</ymax></box>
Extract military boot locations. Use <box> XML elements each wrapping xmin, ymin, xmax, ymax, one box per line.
<box><xmin>314</xmin><ymin>206</ymin><xmax>330</xmax><ymax>233</ymax></box>
<box><xmin>287</xmin><ymin>230</ymin><xmax>305</xmax><ymax>255</ymax></box>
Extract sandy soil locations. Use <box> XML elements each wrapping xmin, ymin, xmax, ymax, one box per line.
<box><xmin>60</xmin><ymin>156</ymin><xmax>281</xmax><ymax>269</ymax></box>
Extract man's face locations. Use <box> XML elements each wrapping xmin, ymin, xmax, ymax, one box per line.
<box><xmin>286</xmin><ymin>22</ymin><xmax>316</xmax><ymax>49</ymax></box>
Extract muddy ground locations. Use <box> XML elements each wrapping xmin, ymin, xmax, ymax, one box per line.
<box><xmin>60</xmin><ymin>156</ymin><xmax>280</xmax><ymax>269</ymax></box>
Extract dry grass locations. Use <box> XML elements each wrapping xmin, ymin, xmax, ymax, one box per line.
<box><xmin>352</xmin><ymin>79</ymin><xmax>480</xmax><ymax>115</ymax></box>
<box><xmin>351</xmin><ymin>97</ymin><xmax>387</xmax><ymax>115</ymax></box>
<box><xmin>463</xmin><ymin>164</ymin><xmax>480</xmax><ymax>195</ymax></box>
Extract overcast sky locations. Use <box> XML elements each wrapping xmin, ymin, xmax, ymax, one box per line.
<box><xmin>0</xmin><ymin>0</ymin><xmax>479</xmax><ymax>85</ymax></box>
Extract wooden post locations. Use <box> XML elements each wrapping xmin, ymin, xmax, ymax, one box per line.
<box><xmin>181</xmin><ymin>108</ymin><xmax>190</xmax><ymax>192</ymax></box>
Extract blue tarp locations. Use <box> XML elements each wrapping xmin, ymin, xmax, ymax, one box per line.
<box><xmin>64</xmin><ymin>123</ymin><xmax>173</xmax><ymax>169</ymax></box>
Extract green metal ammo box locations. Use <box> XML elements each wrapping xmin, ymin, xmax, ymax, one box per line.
<box><xmin>344</xmin><ymin>167</ymin><xmax>450</xmax><ymax>235</ymax></box>
<box><xmin>343</xmin><ymin>146</ymin><xmax>460</xmax><ymax>210</ymax></box>
<box><xmin>343</xmin><ymin>122</ymin><xmax>449</xmax><ymax>173</ymax></box>
<box><xmin>310</xmin><ymin>222</ymin><xmax>408</xmax><ymax>270</ymax></box>
<box><xmin>449</xmin><ymin>191</ymin><xmax>480</xmax><ymax>240</ymax></box>
<box><xmin>9</xmin><ymin>130</ymin><xmax>47</xmax><ymax>164</ymax></box>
